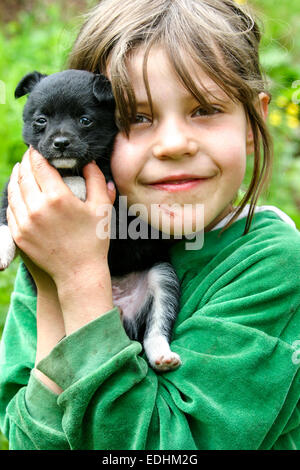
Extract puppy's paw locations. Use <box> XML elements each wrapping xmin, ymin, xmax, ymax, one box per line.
<box><xmin>0</xmin><ymin>225</ymin><xmax>16</xmax><ymax>270</ymax></box>
<box><xmin>152</xmin><ymin>351</ymin><xmax>182</xmax><ymax>372</ymax></box>
<box><xmin>144</xmin><ymin>335</ymin><xmax>182</xmax><ymax>372</ymax></box>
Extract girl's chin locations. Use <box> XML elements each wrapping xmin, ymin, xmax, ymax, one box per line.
<box><xmin>145</xmin><ymin>205</ymin><xmax>205</xmax><ymax>238</ymax></box>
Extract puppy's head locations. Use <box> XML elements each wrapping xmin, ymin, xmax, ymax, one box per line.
<box><xmin>15</xmin><ymin>69</ymin><xmax>118</xmax><ymax>177</ymax></box>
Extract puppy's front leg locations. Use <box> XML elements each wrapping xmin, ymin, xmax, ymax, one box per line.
<box><xmin>0</xmin><ymin>182</ymin><xmax>17</xmax><ymax>270</ymax></box>
<box><xmin>0</xmin><ymin>225</ymin><xmax>17</xmax><ymax>270</ymax></box>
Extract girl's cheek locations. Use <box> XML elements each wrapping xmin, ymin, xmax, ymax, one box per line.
<box><xmin>213</xmin><ymin>125</ymin><xmax>247</xmax><ymax>166</ymax></box>
<box><xmin>110</xmin><ymin>134</ymin><xmax>136</xmax><ymax>191</ymax></box>
<box><xmin>110</xmin><ymin>135</ymin><xmax>128</xmax><ymax>180</ymax></box>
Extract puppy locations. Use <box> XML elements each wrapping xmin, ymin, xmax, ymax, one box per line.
<box><xmin>0</xmin><ymin>69</ymin><xmax>181</xmax><ymax>371</ymax></box>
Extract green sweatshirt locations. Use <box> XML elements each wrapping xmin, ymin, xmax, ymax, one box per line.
<box><xmin>0</xmin><ymin>206</ymin><xmax>300</xmax><ymax>450</ymax></box>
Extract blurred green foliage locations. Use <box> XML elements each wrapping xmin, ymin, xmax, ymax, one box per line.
<box><xmin>0</xmin><ymin>0</ymin><xmax>299</xmax><ymax>450</ymax></box>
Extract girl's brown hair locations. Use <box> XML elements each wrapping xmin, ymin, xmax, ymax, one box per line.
<box><xmin>68</xmin><ymin>0</ymin><xmax>273</xmax><ymax>234</ymax></box>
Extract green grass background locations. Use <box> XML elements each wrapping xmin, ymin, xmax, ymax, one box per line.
<box><xmin>0</xmin><ymin>0</ymin><xmax>299</xmax><ymax>449</ymax></box>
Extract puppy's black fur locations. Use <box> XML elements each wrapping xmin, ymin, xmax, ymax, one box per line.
<box><xmin>0</xmin><ymin>70</ymin><xmax>181</xmax><ymax>370</ymax></box>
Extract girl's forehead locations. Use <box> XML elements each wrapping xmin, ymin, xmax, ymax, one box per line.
<box><xmin>126</xmin><ymin>45</ymin><xmax>228</xmax><ymax>101</ymax></box>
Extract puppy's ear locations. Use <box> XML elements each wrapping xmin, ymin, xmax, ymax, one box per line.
<box><xmin>15</xmin><ymin>71</ymin><xmax>47</xmax><ymax>99</ymax></box>
<box><xmin>93</xmin><ymin>74</ymin><xmax>114</xmax><ymax>103</ymax></box>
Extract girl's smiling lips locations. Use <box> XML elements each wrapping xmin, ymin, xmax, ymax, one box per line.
<box><xmin>146</xmin><ymin>174</ymin><xmax>213</xmax><ymax>192</ymax></box>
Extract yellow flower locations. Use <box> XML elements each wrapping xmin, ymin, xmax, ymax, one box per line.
<box><xmin>269</xmin><ymin>110</ymin><xmax>282</xmax><ymax>126</ymax></box>
<box><xmin>286</xmin><ymin>103</ymin><xmax>299</xmax><ymax>116</ymax></box>
<box><xmin>287</xmin><ymin>115</ymin><xmax>299</xmax><ymax>129</ymax></box>
<box><xmin>234</xmin><ymin>0</ymin><xmax>247</xmax><ymax>4</ymax></box>
<box><xmin>276</xmin><ymin>95</ymin><xmax>289</xmax><ymax>108</ymax></box>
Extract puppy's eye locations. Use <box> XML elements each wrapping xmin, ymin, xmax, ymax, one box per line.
<box><xmin>35</xmin><ymin>117</ymin><xmax>47</xmax><ymax>126</ymax></box>
<box><xmin>79</xmin><ymin>116</ymin><xmax>93</xmax><ymax>127</ymax></box>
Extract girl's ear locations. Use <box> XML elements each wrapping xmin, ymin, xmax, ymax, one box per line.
<box><xmin>246</xmin><ymin>92</ymin><xmax>270</xmax><ymax>155</ymax></box>
<box><xmin>258</xmin><ymin>92</ymin><xmax>270</xmax><ymax>121</ymax></box>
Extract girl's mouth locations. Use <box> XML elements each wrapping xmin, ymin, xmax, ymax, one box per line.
<box><xmin>148</xmin><ymin>178</ymin><xmax>209</xmax><ymax>192</ymax></box>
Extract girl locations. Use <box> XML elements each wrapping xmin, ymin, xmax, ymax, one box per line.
<box><xmin>0</xmin><ymin>0</ymin><xmax>300</xmax><ymax>450</ymax></box>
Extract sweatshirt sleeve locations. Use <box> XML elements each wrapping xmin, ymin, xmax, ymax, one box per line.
<box><xmin>0</xmin><ymin>263</ymin><xmax>70</xmax><ymax>449</ymax></box>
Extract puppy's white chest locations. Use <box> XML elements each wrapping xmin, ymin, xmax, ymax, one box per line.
<box><xmin>63</xmin><ymin>176</ymin><xmax>86</xmax><ymax>201</ymax></box>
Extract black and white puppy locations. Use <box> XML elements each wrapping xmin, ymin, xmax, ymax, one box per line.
<box><xmin>0</xmin><ymin>69</ymin><xmax>181</xmax><ymax>371</ymax></box>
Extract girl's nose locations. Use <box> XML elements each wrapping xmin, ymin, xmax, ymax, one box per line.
<box><xmin>152</xmin><ymin>118</ymin><xmax>198</xmax><ymax>160</ymax></box>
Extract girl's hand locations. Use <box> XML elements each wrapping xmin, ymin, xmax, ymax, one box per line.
<box><xmin>7</xmin><ymin>147</ymin><xmax>116</xmax><ymax>287</ymax></box>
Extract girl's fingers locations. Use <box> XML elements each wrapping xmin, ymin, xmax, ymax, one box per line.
<box><xmin>83</xmin><ymin>161</ymin><xmax>115</xmax><ymax>205</ymax></box>
<box><xmin>29</xmin><ymin>147</ymin><xmax>70</xmax><ymax>196</ymax></box>
<box><xmin>7</xmin><ymin>163</ymin><xmax>28</xmax><ymax>227</ymax></box>
<box><xmin>18</xmin><ymin>149</ymin><xmax>43</xmax><ymax>209</ymax></box>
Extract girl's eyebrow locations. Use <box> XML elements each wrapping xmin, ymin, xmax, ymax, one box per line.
<box><xmin>135</xmin><ymin>100</ymin><xmax>150</xmax><ymax>108</ymax></box>
<box><xmin>196</xmin><ymin>85</ymin><xmax>230</xmax><ymax>100</ymax></box>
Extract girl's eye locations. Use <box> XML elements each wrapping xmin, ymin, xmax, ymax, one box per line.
<box><xmin>79</xmin><ymin>116</ymin><xmax>93</xmax><ymax>127</ymax></box>
<box><xmin>35</xmin><ymin>116</ymin><xmax>47</xmax><ymax>125</ymax></box>
<box><xmin>133</xmin><ymin>114</ymin><xmax>152</xmax><ymax>125</ymax></box>
<box><xmin>192</xmin><ymin>107</ymin><xmax>221</xmax><ymax>117</ymax></box>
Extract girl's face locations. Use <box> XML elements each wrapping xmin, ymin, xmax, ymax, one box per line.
<box><xmin>110</xmin><ymin>47</ymin><xmax>267</xmax><ymax>235</ymax></box>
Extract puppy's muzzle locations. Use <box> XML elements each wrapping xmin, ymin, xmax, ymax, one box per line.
<box><xmin>40</xmin><ymin>132</ymin><xmax>89</xmax><ymax>171</ymax></box>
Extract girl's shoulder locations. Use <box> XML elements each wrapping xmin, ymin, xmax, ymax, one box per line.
<box><xmin>171</xmin><ymin>206</ymin><xmax>300</xmax><ymax>343</ymax></box>
<box><xmin>234</xmin><ymin>205</ymin><xmax>300</xmax><ymax>282</ymax></box>
<box><xmin>170</xmin><ymin>204</ymin><xmax>300</xmax><ymax>283</ymax></box>
<box><xmin>205</xmin><ymin>203</ymin><xmax>299</xmax><ymax>256</ymax></box>
<box><xmin>212</xmin><ymin>204</ymin><xmax>297</xmax><ymax>233</ymax></box>
<box><xmin>215</xmin><ymin>204</ymin><xmax>300</xmax><ymax>258</ymax></box>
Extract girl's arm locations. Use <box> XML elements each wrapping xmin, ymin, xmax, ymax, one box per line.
<box><xmin>35</xmin><ymin>269</ymin><xmax>114</xmax><ymax>394</ymax></box>
<box><xmin>7</xmin><ymin>147</ymin><xmax>115</xmax><ymax>329</ymax></box>
<box><xmin>0</xmin><ymin>147</ymin><xmax>118</xmax><ymax>449</ymax></box>
<box><xmin>6</xmin><ymin>148</ymin><xmax>115</xmax><ymax>391</ymax></box>
<box><xmin>17</xmin><ymin>254</ymin><xmax>65</xmax><ymax>394</ymax></box>
<box><xmin>54</xmin><ymin>263</ymin><xmax>114</xmax><ymax>337</ymax></box>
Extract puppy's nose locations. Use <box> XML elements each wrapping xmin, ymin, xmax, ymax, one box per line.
<box><xmin>53</xmin><ymin>136</ymin><xmax>70</xmax><ymax>151</ymax></box>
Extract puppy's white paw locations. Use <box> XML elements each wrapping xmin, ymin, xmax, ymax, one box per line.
<box><xmin>151</xmin><ymin>351</ymin><xmax>182</xmax><ymax>372</ymax></box>
<box><xmin>144</xmin><ymin>335</ymin><xmax>182</xmax><ymax>372</ymax></box>
<box><xmin>0</xmin><ymin>225</ymin><xmax>16</xmax><ymax>270</ymax></box>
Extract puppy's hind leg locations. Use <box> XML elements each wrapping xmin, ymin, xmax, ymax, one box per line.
<box><xmin>143</xmin><ymin>263</ymin><xmax>181</xmax><ymax>372</ymax></box>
